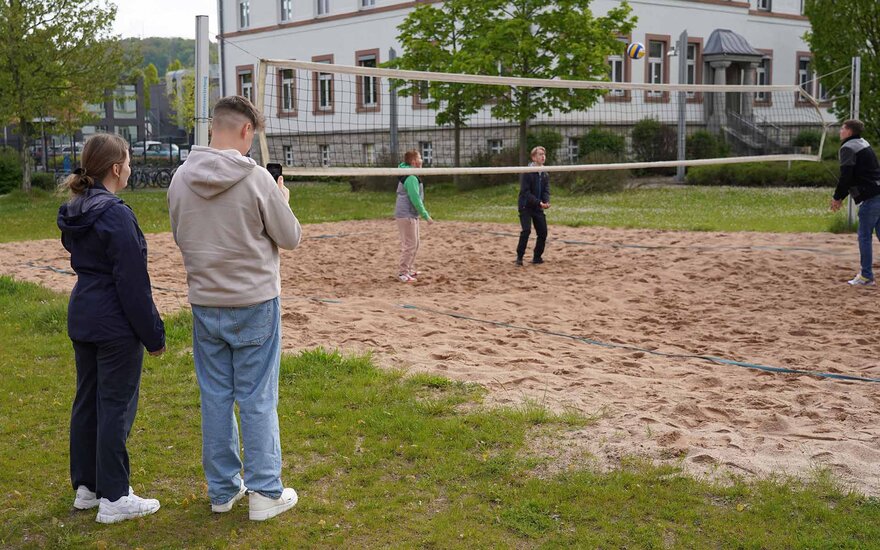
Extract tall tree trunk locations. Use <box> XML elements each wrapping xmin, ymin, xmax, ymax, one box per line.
<box><xmin>18</xmin><ymin>118</ymin><xmax>31</xmax><ymax>193</ymax></box>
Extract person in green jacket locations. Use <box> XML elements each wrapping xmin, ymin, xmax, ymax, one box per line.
<box><xmin>394</xmin><ymin>150</ymin><xmax>433</xmax><ymax>282</ymax></box>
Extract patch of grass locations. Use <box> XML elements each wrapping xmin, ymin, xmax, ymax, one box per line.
<box><xmin>0</xmin><ymin>181</ymin><xmax>843</xmax><ymax>242</ymax></box>
<box><xmin>0</xmin><ymin>277</ymin><xmax>879</xmax><ymax>547</ymax></box>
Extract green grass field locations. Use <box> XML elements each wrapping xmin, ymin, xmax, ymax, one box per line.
<box><xmin>0</xmin><ymin>184</ymin><xmax>874</xmax><ymax>548</ymax></box>
<box><xmin>0</xmin><ymin>181</ymin><xmax>849</xmax><ymax>243</ymax></box>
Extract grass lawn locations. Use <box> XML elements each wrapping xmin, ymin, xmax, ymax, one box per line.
<box><xmin>0</xmin><ymin>183</ymin><xmax>872</xmax><ymax>547</ymax></box>
<box><xmin>0</xmin><ymin>181</ymin><xmax>848</xmax><ymax>243</ymax></box>
<box><xmin>0</xmin><ymin>277</ymin><xmax>878</xmax><ymax>548</ymax></box>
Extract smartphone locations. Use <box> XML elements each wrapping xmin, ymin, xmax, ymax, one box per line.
<box><xmin>266</xmin><ymin>162</ymin><xmax>283</xmax><ymax>182</ymax></box>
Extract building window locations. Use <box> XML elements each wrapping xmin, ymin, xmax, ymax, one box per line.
<box><xmin>284</xmin><ymin>145</ymin><xmax>294</xmax><ymax>166</ymax></box>
<box><xmin>113</xmin><ymin>85</ymin><xmax>137</xmax><ymax>117</ymax></box>
<box><xmin>361</xmin><ymin>0</ymin><xmax>375</xmax><ymax>7</ymax></box>
<box><xmin>608</xmin><ymin>51</ymin><xmax>624</xmax><ymax>96</ymax></box>
<box><xmin>237</xmin><ymin>66</ymin><xmax>254</xmax><ymax>102</ymax></box>
<box><xmin>800</xmin><ymin>0</ymin><xmax>805</xmax><ymax>15</ymax></box>
<box><xmin>755</xmin><ymin>52</ymin><xmax>772</xmax><ymax>105</ymax></box>
<box><xmin>317</xmin><ymin>0</ymin><xmax>329</xmax><ymax>16</ymax></box>
<box><xmin>279</xmin><ymin>69</ymin><xmax>296</xmax><ymax>114</ymax></box>
<box><xmin>606</xmin><ymin>36</ymin><xmax>631</xmax><ymax>102</ymax></box>
<box><xmin>647</xmin><ymin>40</ymin><xmax>664</xmax><ymax>98</ymax></box>
<box><xmin>356</xmin><ymin>50</ymin><xmax>379</xmax><ymax>112</ymax></box>
<box><xmin>567</xmin><ymin>138</ymin><xmax>579</xmax><ymax>164</ymax></box>
<box><xmin>363</xmin><ymin>143</ymin><xmax>375</xmax><ymax>165</ymax></box>
<box><xmin>685</xmin><ymin>44</ymin><xmax>697</xmax><ymax>97</ymax></box>
<box><xmin>757</xmin><ymin>0</ymin><xmax>771</xmax><ymax>11</ymax></box>
<box><xmin>414</xmin><ymin>80</ymin><xmax>431</xmax><ymax>107</ymax></box>
<box><xmin>312</xmin><ymin>55</ymin><xmax>334</xmax><ymax>114</ymax></box>
<box><xmin>488</xmin><ymin>139</ymin><xmax>503</xmax><ymax>155</ymax></box>
<box><xmin>280</xmin><ymin>0</ymin><xmax>292</xmax><ymax>21</ymax></box>
<box><xmin>238</xmin><ymin>0</ymin><xmax>249</xmax><ymax>28</ymax></box>
<box><xmin>419</xmin><ymin>141</ymin><xmax>433</xmax><ymax>166</ymax></box>
<box><xmin>320</xmin><ymin>144</ymin><xmax>330</xmax><ymax>167</ymax></box>
<box><xmin>644</xmin><ymin>35</ymin><xmax>670</xmax><ymax>102</ymax></box>
<box><xmin>797</xmin><ymin>54</ymin><xmax>811</xmax><ymax>102</ymax></box>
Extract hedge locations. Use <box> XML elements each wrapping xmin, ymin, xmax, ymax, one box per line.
<box><xmin>686</xmin><ymin>160</ymin><xmax>838</xmax><ymax>187</ymax></box>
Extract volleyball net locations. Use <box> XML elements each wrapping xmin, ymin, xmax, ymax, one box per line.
<box><xmin>254</xmin><ymin>58</ymin><xmax>829</xmax><ymax>178</ymax></box>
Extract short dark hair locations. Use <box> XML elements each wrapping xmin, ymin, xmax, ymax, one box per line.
<box><xmin>213</xmin><ymin>95</ymin><xmax>265</xmax><ymax>132</ymax></box>
<box><xmin>843</xmin><ymin>119</ymin><xmax>864</xmax><ymax>136</ymax></box>
<box><xmin>404</xmin><ymin>150</ymin><xmax>420</xmax><ymax>165</ymax></box>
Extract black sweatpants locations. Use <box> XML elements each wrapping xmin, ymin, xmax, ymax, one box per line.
<box><xmin>70</xmin><ymin>337</ymin><xmax>143</xmax><ymax>502</ymax></box>
<box><xmin>516</xmin><ymin>210</ymin><xmax>548</xmax><ymax>261</ymax></box>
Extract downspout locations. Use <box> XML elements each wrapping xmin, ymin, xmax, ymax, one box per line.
<box><xmin>218</xmin><ymin>0</ymin><xmax>226</xmax><ymax>96</ymax></box>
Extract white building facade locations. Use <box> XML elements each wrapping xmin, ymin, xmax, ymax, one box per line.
<box><xmin>216</xmin><ymin>0</ymin><xmax>832</xmax><ymax>167</ymax></box>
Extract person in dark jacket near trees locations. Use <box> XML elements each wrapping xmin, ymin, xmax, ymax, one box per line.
<box><xmin>57</xmin><ymin>133</ymin><xmax>166</xmax><ymax>524</ymax></box>
<box><xmin>516</xmin><ymin>146</ymin><xmax>551</xmax><ymax>266</ymax></box>
<box><xmin>830</xmin><ymin>119</ymin><xmax>880</xmax><ymax>286</ymax></box>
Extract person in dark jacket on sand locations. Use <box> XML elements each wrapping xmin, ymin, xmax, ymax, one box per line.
<box><xmin>57</xmin><ymin>133</ymin><xmax>165</xmax><ymax>524</ymax></box>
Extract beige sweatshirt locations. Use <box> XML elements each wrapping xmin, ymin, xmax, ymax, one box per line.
<box><xmin>168</xmin><ymin>146</ymin><xmax>302</xmax><ymax>307</ymax></box>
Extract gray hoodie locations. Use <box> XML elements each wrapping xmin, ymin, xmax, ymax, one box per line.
<box><xmin>168</xmin><ymin>146</ymin><xmax>302</xmax><ymax>307</ymax></box>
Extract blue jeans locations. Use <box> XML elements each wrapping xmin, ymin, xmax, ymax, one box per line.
<box><xmin>857</xmin><ymin>195</ymin><xmax>880</xmax><ymax>280</ymax></box>
<box><xmin>191</xmin><ymin>297</ymin><xmax>284</xmax><ymax>504</ymax></box>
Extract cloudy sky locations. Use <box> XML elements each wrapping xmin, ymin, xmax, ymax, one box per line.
<box><xmin>112</xmin><ymin>0</ymin><xmax>219</xmax><ymax>39</ymax></box>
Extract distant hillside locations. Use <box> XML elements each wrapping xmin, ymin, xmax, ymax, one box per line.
<box><xmin>122</xmin><ymin>37</ymin><xmax>219</xmax><ymax>75</ymax></box>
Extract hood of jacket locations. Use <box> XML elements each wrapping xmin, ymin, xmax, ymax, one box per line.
<box><xmin>180</xmin><ymin>145</ymin><xmax>257</xmax><ymax>199</ymax></box>
<box><xmin>57</xmin><ymin>183</ymin><xmax>124</xmax><ymax>236</ymax></box>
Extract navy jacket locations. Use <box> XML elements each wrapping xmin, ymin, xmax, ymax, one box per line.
<box><xmin>57</xmin><ymin>183</ymin><xmax>165</xmax><ymax>352</ymax></box>
<box><xmin>517</xmin><ymin>167</ymin><xmax>550</xmax><ymax>213</ymax></box>
<box><xmin>833</xmin><ymin>136</ymin><xmax>880</xmax><ymax>204</ymax></box>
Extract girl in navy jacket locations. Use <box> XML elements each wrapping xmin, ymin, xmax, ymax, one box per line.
<box><xmin>57</xmin><ymin>133</ymin><xmax>165</xmax><ymax>523</ymax></box>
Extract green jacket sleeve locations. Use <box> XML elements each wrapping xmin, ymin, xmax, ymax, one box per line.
<box><xmin>404</xmin><ymin>175</ymin><xmax>430</xmax><ymax>219</ymax></box>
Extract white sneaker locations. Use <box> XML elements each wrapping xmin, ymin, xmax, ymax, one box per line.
<box><xmin>249</xmin><ymin>487</ymin><xmax>298</xmax><ymax>521</ymax></box>
<box><xmin>848</xmin><ymin>273</ymin><xmax>875</xmax><ymax>286</ymax></box>
<box><xmin>212</xmin><ymin>480</ymin><xmax>248</xmax><ymax>513</ymax></box>
<box><xmin>95</xmin><ymin>493</ymin><xmax>160</xmax><ymax>524</ymax></box>
<box><xmin>74</xmin><ymin>485</ymin><xmax>133</xmax><ymax>510</ymax></box>
<box><xmin>398</xmin><ymin>273</ymin><xmax>415</xmax><ymax>283</ymax></box>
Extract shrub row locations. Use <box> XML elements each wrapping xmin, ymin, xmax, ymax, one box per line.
<box><xmin>686</xmin><ymin>160</ymin><xmax>838</xmax><ymax>187</ymax></box>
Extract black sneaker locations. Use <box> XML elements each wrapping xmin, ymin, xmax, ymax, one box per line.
<box><xmin>515</xmin><ymin>257</ymin><xmax>524</xmax><ymax>266</ymax></box>
<box><xmin>531</xmin><ymin>258</ymin><xmax>544</xmax><ymax>264</ymax></box>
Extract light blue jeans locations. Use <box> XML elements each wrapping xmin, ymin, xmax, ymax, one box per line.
<box><xmin>858</xmin><ymin>195</ymin><xmax>880</xmax><ymax>280</ymax></box>
<box><xmin>191</xmin><ymin>297</ymin><xmax>284</xmax><ymax>504</ymax></box>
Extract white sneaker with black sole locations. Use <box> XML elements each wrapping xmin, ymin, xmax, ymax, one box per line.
<box><xmin>212</xmin><ymin>480</ymin><xmax>248</xmax><ymax>513</ymax></box>
<box><xmin>74</xmin><ymin>485</ymin><xmax>133</xmax><ymax>510</ymax></box>
<box><xmin>249</xmin><ymin>487</ymin><xmax>298</xmax><ymax>521</ymax></box>
<box><xmin>95</xmin><ymin>493</ymin><xmax>160</xmax><ymax>524</ymax></box>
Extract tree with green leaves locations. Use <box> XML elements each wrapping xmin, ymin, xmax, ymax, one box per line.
<box><xmin>169</xmin><ymin>72</ymin><xmax>195</xmax><ymax>143</ymax></box>
<box><xmin>0</xmin><ymin>0</ymin><xmax>130</xmax><ymax>191</ymax></box>
<box><xmin>143</xmin><ymin>63</ymin><xmax>160</xmax><ymax>111</ymax></box>
<box><xmin>804</xmin><ymin>0</ymin><xmax>880</xmax><ymax>144</ymax></box>
<box><xmin>167</xmin><ymin>59</ymin><xmax>184</xmax><ymax>73</ymax></box>
<box><xmin>389</xmin><ymin>0</ymin><xmax>492</xmax><ymax>167</ymax></box>
<box><xmin>473</xmin><ymin>0</ymin><xmax>636</xmax><ymax>163</ymax></box>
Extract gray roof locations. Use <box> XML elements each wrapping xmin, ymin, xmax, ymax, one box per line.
<box><xmin>704</xmin><ymin>29</ymin><xmax>762</xmax><ymax>57</ymax></box>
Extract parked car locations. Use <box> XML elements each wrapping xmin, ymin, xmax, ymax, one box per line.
<box><xmin>131</xmin><ymin>140</ymin><xmax>161</xmax><ymax>157</ymax></box>
<box><xmin>144</xmin><ymin>143</ymin><xmax>180</xmax><ymax>159</ymax></box>
<box><xmin>59</xmin><ymin>143</ymin><xmax>84</xmax><ymax>156</ymax></box>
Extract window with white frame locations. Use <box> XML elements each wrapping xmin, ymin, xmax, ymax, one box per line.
<box><xmin>238</xmin><ymin>70</ymin><xmax>253</xmax><ymax>102</ymax></box>
<box><xmin>317</xmin><ymin>69</ymin><xmax>333</xmax><ymax>111</ymax></box>
<box><xmin>363</xmin><ymin>143</ymin><xmax>376</xmax><ymax>165</ymax></box>
<box><xmin>755</xmin><ymin>56</ymin><xmax>771</xmax><ymax>103</ymax></box>
<box><xmin>357</xmin><ymin>53</ymin><xmax>378</xmax><ymax>109</ymax></box>
<box><xmin>488</xmin><ymin>139</ymin><xmax>503</xmax><ymax>155</ymax></box>
<box><xmin>685</xmin><ymin>43</ymin><xmax>698</xmax><ymax>99</ymax></box>
<box><xmin>567</xmin><ymin>138</ymin><xmax>579</xmax><ymax>164</ymax></box>
<box><xmin>419</xmin><ymin>141</ymin><xmax>433</xmax><ymax>166</ymax></box>
<box><xmin>279</xmin><ymin>69</ymin><xmax>295</xmax><ymax>113</ymax></box>
<box><xmin>608</xmin><ymin>50</ymin><xmax>624</xmax><ymax>96</ymax></box>
<box><xmin>361</xmin><ymin>0</ymin><xmax>375</xmax><ymax>7</ymax></box>
<box><xmin>416</xmin><ymin>81</ymin><xmax>431</xmax><ymax>105</ymax></box>
<box><xmin>816</xmin><ymin>77</ymin><xmax>829</xmax><ymax>102</ymax></box>
<box><xmin>284</xmin><ymin>145</ymin><xmax>294</xmax><ymax>166</ymax></box>
<box><xmin>757</xmin><ymin>0</ymin><xmax>771</xmax><ymax>11</ymax></box>
<box><xmin>238</xmin><ymin>0</ymin><xmax>249</xmax><ymax>28</ymax></box>
<box><xmin>317</xmin><ymin>0</ymin><xmax>329</xmax><ymax>16</ymax></box>
<box><xmin>320</xmin><ymin>144</ymin><xmax>330</xmax><ymax>167</ymax></box>
<box><xmin>280</xmin><ymin>0</ymin><xmax>292</xmax><ymax>21</ymax></box>
<box><xmin>797</xmin><ymin>55</ymin><xmax>811</xmax><ymax>101</ymax></box>
<box><xmin>647</xmin><ymin>40</ymin><xmax>665</xmax><ymax>97</ymax></box>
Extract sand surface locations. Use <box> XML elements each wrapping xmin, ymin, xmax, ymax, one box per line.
<box><xmin>4</xmin><ymin>220</ymin><xmax>879</xmax><ymax>494</ymax></box>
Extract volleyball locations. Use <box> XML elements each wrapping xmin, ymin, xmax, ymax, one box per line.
<box><xmin>626</xmin><ymin>42</ymin><xmax>645</xmax><ymax>60</ymax></box>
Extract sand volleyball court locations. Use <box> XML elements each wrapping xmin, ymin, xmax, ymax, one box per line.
<box><xmin>3</xmin><ymin>219</ymin><xmax>878</xmax><ymax>494</ymax></box>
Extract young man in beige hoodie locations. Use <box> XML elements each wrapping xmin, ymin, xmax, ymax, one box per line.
<box><xmin>168</xmin><ymin>96</ymin><xmax>302</xmax><ymax>521</ymax></box>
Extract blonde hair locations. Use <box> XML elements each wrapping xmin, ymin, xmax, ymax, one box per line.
<box><xmin>530</xmin><ymin>146</ymin><xmax>546</xmax><ymax>158</ymax></box>
<box><xmin>61</xmin><ymin>133</ymin><xmax>129</xmax><ymax>196</ymax></box>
